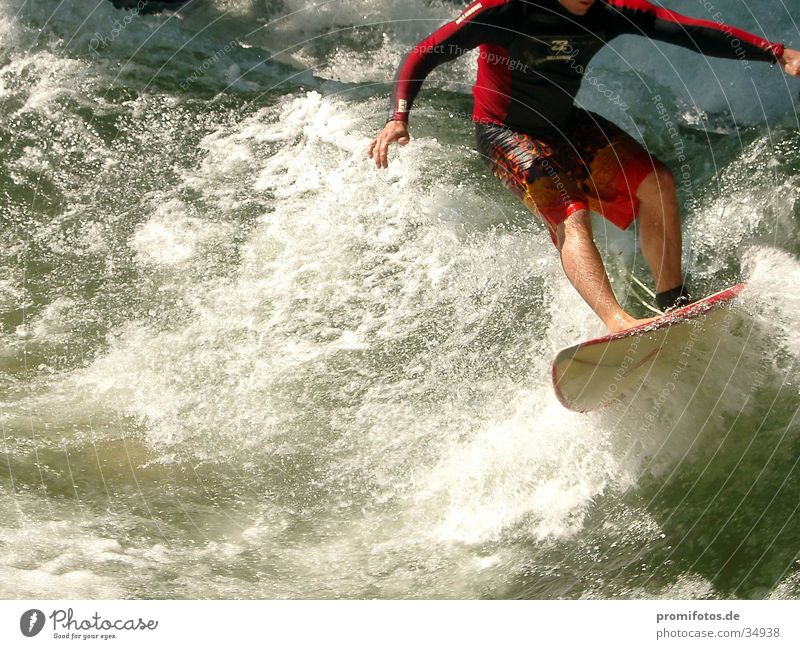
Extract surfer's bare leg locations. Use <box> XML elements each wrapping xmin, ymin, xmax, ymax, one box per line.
<box><xmin>556</xmin><ymin>210</ymin><xmax>651</xmax><ymax>333</ymax></box>
<box><xmin>636</xmin><ymin>165</ymin><xmax>683</xmax><ymax>293</ymax></box>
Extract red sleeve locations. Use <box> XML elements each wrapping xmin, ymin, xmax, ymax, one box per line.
<box><xmin>605</xmin><ymin>0</ymin><xmax>783</xmax><ymax>63</ymax></box>
<box><xmin>386</xmin><ymin>0</ymin><xmax>520</xmax><ymax>124</ymax></box>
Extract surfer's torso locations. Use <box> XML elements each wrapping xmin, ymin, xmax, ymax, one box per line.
<box><xmin>387</xmin><ymin>0</ymin><xmax>783</xmax><ymax>133</ymax></box>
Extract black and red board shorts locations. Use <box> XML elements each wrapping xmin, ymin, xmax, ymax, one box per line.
<box><xmin>475</xmin><ymin>109</ymin><xmax>659</xmax><ymax>242</ymax></box>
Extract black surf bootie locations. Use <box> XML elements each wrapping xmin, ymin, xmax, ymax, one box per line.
<box><xmin>656</xmin><ymin>283</ymin><xmax>692</xmax><ymax>312</ymax></box>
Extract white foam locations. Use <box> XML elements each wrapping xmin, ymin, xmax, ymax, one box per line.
<box><xmin>742</xmin><ymin>245</ymin><xmax>800</xmax><ymax>362</ymax></box>
<box><xmin>0</xmin><ymin>518</ymin><xmax>124</xmax><ymax>599</ymax></box>
<box><xmin>131</xmin><ymin>201</ymin><xmax>235</xmax><ymax>267</ymax></box>
<box><xmin>63</xmin><ymin>90</ymin><xmax>789</xmax><ymax>558</ymax></box>
<box><xmin>418</xmin><ymin>392</ymin><xmax>627</xmax><ymax>544</ymax></box>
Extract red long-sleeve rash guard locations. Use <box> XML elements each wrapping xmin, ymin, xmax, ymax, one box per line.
<box><xmin>386</xmin><ymin>0</ymin><xmax>784</xmax><ymax>133</ymax></box>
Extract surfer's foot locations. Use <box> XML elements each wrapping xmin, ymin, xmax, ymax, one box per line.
<box><xmin>606</xmin><ymin>313</ymin><xmax>660</xmax><ymax>334</ymax></box>
<box><xmin>655</xmin><ymin>283</ymin><xmax>692</xmax><ymax>311</ymax></box>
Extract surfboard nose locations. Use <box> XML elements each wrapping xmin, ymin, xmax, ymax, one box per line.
<box><xmin>551</xmin><ymin>284</ymin><xmax>746</xmax><ymax>411</ymax></box>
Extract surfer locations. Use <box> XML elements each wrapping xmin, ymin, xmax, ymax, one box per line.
<box><xmin>368</xmin><ymin>0</ymin><xmax>799</xmax><ymax>332</ymax></box>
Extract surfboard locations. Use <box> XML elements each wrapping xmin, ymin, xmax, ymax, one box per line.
<box><xmin>551</xmin><ymin>283</ymin><xmax>746</xmax><ymax>412</ymax></box>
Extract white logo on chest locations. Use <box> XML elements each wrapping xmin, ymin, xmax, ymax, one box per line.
<box><xmin>550</xmin><ymin>39</ymin><xmax>571</xmax><ymax>54</ymax></box>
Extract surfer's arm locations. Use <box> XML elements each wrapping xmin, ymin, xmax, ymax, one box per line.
<box><xmin>369</xmin><ymin>0</ymin><xmax>518</xmax><ymax>168</ymax></box>
<box><xmin>605</xmin><ymin>0</ymin><xmax>784</xmax><ymax>63</ymax></box>
<box><xmin>385</xmin><ymin>0</ymin><xmax>519</xmax><ymax>124</ymax></box>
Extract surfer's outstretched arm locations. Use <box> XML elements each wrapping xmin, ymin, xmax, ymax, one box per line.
<box><xmin>605</xmin><ymin>0</ymin><xmax>785</xmax><ymax>64</ymax></box>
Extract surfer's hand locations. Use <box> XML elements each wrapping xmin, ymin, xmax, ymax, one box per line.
<box><xmin>779</xmin><ymin>48</ymin><xmax>800</xmax><ymax>77</ymax></box>
<box><xmin>367</xmin><ymin>120</ymin><xmax>410</xmax><ymax>169</ymax></box>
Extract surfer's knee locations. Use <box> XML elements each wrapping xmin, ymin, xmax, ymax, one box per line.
<box><xmin>555</xmin><ymin>209</ymin><xmax>592</xmax><ymax>250</ymax></box>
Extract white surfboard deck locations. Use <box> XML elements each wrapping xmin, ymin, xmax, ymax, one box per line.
<box><xmin>551</xmin><ymin>283</ymin><xmax>746</xmax><ymax>412</ymax></box>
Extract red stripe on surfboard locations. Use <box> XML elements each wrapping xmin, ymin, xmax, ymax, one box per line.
<box><xmin>571</xmin><ymin>282</ymin><xmax>745</xmax><ymax>349</ymax></box>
